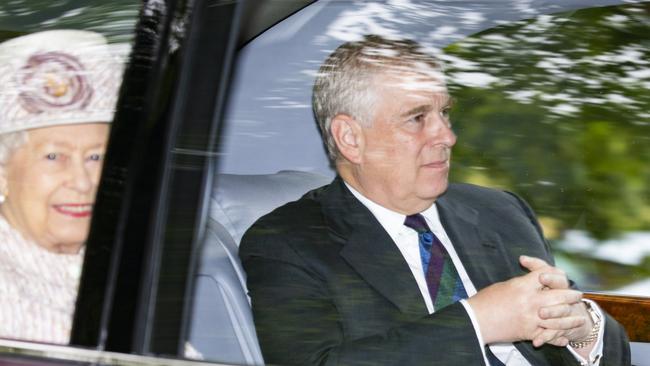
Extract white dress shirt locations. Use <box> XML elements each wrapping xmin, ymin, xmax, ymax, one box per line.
<box><xmin>346</xmin><ymin>183</ymin><xmax>604</xmax><ymax>366</ymax></box>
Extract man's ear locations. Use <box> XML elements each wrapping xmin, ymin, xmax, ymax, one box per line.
<box><xmin>330</xmin><ymin>114</ymin><xmax>364</xmax><ymax>164</ymax></box>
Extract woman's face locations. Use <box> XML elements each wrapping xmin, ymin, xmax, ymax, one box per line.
<box><xmin>0</xmin><ymin>123</ymin><xmax>109</xmax><ymax>253</ymax></box>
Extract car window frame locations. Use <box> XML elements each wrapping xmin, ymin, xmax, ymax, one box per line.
<box><xmin>71</xmin><ymin>0</ymin><xmax>243</xmax><ymax>357</ymax></box>
<box><xmin>25</xmin><ymin>0</ymin><xmax>648</xmax><ymax>362</ymax></box>
<box><xmin>0</xmin><ymin>0</ymin><xmax>646</xmax><ymax>364</ymax></box>
<box><xmin>215</xmin><ymin>0</ymin><xmax>650</xmax><ymax>345</ymax></box>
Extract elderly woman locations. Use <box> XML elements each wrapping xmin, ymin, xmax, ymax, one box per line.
<box><xmin>0</xmin><ymin>30</ymin><xmax>123</xmax><ymax>343</ymax></box>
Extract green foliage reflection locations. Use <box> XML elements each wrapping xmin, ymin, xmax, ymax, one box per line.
<box><xmin>445</xmin><ymin>3</ymin><xmax>650</xmax><ymax>242</ymax></box>
<box><xmin>0</xmin><ymin>0</ymin><xmax>139</xmax><ymax>43</ymax></box>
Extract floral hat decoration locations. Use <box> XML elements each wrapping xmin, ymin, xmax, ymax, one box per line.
<box><xmin>0</xmin><ymin>30</ymin><xmax>124</xmax><ymax>134</ymax></box>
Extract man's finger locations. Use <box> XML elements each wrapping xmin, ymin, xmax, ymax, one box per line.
<box><xmin>546</xmin><ymin>336</ymin><xmax>570</xmax><ymax>347</ymax></box>
<box><xmin>532</xmin><ymin>328</ymin><xmax>563</xmax><ymax>347</ymax></box>
<box><xmin>555</xmin><ymin>337</ymin><xmax>570</xmax><ymax>347</ymax></box>
<box><xmin>539</xmin><ymin>272</ymin><xmax>569</xmax><ymax>290</ymax></box>
<box><xmin>542</xmin><ymin>288</ymin><xmax>583</xmax><ymax>306</ymax></box>
<box><xmin>538</xmin><ymin>315</ymin><xmax>586</xmax><ymax>331</ymax></box>
<box><xmin>531</xmin><ymin>327</ymin><xmax>544</xmax><ymax>340</ymax></box>
<box><xmin>539</xmin><ymin>303</ymin><xmax>573</xmax><ymax>319</ymax></box>
<box><xmin>519</xmin><ymin>255</ymin><xmax>551</xmax><ymax>272</ymax></box>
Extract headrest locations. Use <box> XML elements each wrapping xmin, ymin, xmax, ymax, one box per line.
<box><xmin>210</xmin><ymin>170</ymin><xmax>331</xmax><ymax>246</ymax></box>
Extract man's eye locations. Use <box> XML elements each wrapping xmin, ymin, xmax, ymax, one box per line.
<box><xmin>45</xmin><ymin>153</ymin><xmax>58</xmax><ymax>160</ymax></box>
<box><xmin>441</xmin><ymin>107</ymin><xmax>451</xmax><ymax>119</ymax></box>
<box><xmin>408</xmin><ymin>114</ymin><xmax>425</xmax><ymax>123</ymax></box>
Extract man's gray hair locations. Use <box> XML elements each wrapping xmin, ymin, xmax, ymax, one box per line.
<box><xmin>0</xmin><ymin>131</ymin><xmax>27</xmax><ymax>165</ymax></box>
<box><xmin>312</xmin><ymin>34</ymin><xmax>443</xmax><ymax>161</ymax></box>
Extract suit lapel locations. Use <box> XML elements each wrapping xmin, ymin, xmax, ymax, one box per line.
<box><xmin>436</xmin><ymin>192</ymin><xmax>501</xmax><ymax>291</ymax></box>
<box><xmin>322</xmin><ymin>177</ymin><xmax>427</xmax><ymax>317</ymax></box>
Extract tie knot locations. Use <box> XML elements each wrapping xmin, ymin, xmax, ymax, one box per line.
<box><xmin>404</xmin><ymin>213</ymin><xmax>430</xmax><ymax>234</ymax></box>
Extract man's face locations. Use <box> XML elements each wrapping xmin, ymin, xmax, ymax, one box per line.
<box><xmin>355</xmin><ymin>71</ymin><xmax>456</xmax><ymax>214</ymax></box>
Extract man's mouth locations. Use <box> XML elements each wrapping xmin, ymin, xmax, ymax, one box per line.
<box><xmin>424</xmin><ymin>159</ymin><xmax>449</xmax><ymax>169</ymax></box>
<box><xmin>53</xmin><ymin>204</ymin><xmax>93</xmax><ymax>218</ymax></box>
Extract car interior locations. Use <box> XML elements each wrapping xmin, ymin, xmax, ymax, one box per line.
<box><xmin>185</xmin><ymin>1</ymin><xmax>650</xmax><ymax>364</ymax></box>
<box><xmin>188</xmin><ymin>171</ymin><xmax>649</xmax><ymax>365</ymax></box>
<box><xmin>188</xmin><ymin>171</ymin><xmax>330</xmax><ymax>364</ymax></box>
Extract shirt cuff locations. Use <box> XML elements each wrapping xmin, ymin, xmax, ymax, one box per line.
<box><xmin>566</xmin><ymin>299</ymin><xmax>605</xmax><ymax>366</ymax></box>
<box><xmin>460</xmin><ymin>299</ymin><xmax>490</xmax><ymax>366</ymax></box>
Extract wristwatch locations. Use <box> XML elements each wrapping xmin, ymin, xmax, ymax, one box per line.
<box><xmin>569</xmin><ymin>300</ymin><xmax>602</xmax><ymax>348</ymax></box>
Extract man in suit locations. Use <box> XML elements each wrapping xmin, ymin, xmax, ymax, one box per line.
<box><xmin>239</xmin><ymin>35</ymin><xmax>630</xmax><ymax>365</ymax></box>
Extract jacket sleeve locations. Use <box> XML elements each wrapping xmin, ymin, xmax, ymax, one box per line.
<box><xmin>505</xmin><ymin>191</ymin><xmax>631</xmax><ymax>366</ymax></box>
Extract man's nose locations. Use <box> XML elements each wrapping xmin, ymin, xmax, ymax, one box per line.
<box><xmin>427</xmin><ymin>116</ymin><xmax>457</xmax><ymax>147</ymax></box>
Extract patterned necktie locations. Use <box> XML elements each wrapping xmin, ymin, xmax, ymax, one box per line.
<box><xmin>404</xmin><ymin>213</ymin><xmax>467</xmax><ymax>310</ymax></box>
<box><xmin>404</xmin><ymin>214</ymin><xmax>505</xmax><ymax>366</ymax></box>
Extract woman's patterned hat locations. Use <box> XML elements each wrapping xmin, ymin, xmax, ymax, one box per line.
<box><xmin>0</xmin><ymin>30</ymin><xmax>124</xmax><ymax>134</ymax></box>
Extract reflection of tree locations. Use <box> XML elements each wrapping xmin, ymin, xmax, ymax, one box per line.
<box><xmin>444</xmin><ymin>3</ymin><xmax>650</xmax><ymax>240</ymax></box>
<box><xmin>0</xmin><ymin>0</ymin><xmax>138</xmax><ymax>43</ymax></box>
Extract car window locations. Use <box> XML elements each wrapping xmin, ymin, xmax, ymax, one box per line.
<box><xmin>218</xmin><ymin>0</ymin><xmax>650</xmax><ymax>298</ymax></box>
<box><xmin>183</xmin><ymin>0</ymin><xmax>650</xmax><ymax>364</ymax></box>
<box><xmin>443</xmin><ymin>2</ymin><xmax>650</xmax><ymax>296</ymax></box>
<box><xmin>0</xmin><ymin>0</ymin><xmax>138</xmax><ymax>345</ymax></box>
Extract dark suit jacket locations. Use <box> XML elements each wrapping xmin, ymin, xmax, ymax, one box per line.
<box><xmin>239</xmin><ymin>177</ymin><xmax>630</xmax><ymax>366</ymax></box>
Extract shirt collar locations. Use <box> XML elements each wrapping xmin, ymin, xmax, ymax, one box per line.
<box><xmin>420</xmin><ymin>201</ymin><xmax>443</xmax><ymax>233</ymax></box>
<box><xmin>344</xmin><ymin>182</ymin><xmax>440</xmax><ymax>237</ymax></box>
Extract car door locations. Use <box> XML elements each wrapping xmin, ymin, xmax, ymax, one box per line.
<box><xmin>0</xmin><ymin>0</ymin><xmax>246</xmax><ymax>363</ymax></box>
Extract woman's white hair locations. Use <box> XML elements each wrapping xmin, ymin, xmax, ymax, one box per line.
<box><xmin>0</xmin><ymin>131</ymin><xmax>28</xmax><ymax>165</ymax></box>
<box><xmin>312</xmin><ymin>34</ymin><xmax>443</xmax><ymax>162</ymax></box>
